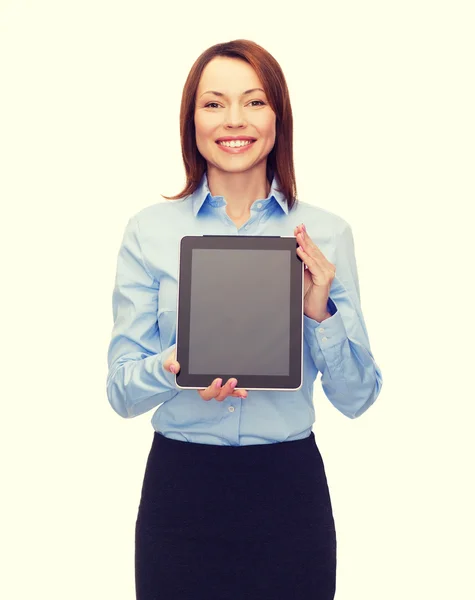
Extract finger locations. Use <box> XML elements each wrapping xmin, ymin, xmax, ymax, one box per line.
<box><xmin>199</xmin><ymin>378</ymin><xmax>223</xmax><ymax>402</ymax></box>
<box><xmin>297</xmin><ymin>234</ymin><xmax>333</xmax><ymax>276</ymax></box>
<box><xmin>215</xmin><ymin>378</ymin><xmax>238</xmax><ymax>402</ymax></box>
<box><xmin>199</xmin><ymin>381</ymin><xmax>247</xmax><ymax>401</ymax></box>
<box><xmin>296</xmin><ymin>232</ymin><xmax>316</xmax><ymax>261</ymax></box>
<box><xmin>297</xmin><ymin>229</ymin><xmax>324</xmax><ymax>260</ymax></box>
<box><xmin>296</xmin><ymin>232</ymin><xmax>313</xmax><ymax>259</ymax></box>
<box><xmin>164</xmin><ymin>349</ymin><xmax>177</xmax><ymax>372</ymax></box>
<box><xmin>296</xmin><ymin>231</ymin><xmax>309</xmax><ymax>248</ymax></box>
<box><xmin>169</xmin><ymin>361</ymin><xmax>181</xmax><ymax>374</ymax></box>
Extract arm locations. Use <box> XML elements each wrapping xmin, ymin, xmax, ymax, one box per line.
<box><xmin>304</xmin><ymin>221</ymin><xmax>383</xmax><ymax>418</ymax></box>
<box><xmin>106</xmin><ymin>216</ymin><xmax>178</xmax><ymax>418</ymax></box>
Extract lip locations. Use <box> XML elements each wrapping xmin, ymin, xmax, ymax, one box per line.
<box><xmin>215</xmin><ymin>136</ymin><xmax>256</xmax><ymax>142</ymax></box>
<box><xmin>216</xmin><ymin>139</ymin><xmax>256</xmax><ymax>154</ymax></box>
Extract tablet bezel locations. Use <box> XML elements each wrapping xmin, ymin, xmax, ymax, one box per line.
<box><xmin>175</xmin><ymin>235</ymin><xmax>303</xmax><ymax>391</ymax></box>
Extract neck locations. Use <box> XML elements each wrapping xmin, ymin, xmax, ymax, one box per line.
<box><xmin>206</xmin><ymin>164</ymin><xmax>271</xmax><ymax>217</ymax></box>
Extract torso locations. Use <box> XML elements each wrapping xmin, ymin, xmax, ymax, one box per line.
<box><xmin>232</xmin><ymin>217</ymin><xmax>249</xmax><ymax>229</ymax></box>
<box><xmin>227</xmin><ymin>209</ymin><xmax>251</xmax><ymax>229</ymax></box>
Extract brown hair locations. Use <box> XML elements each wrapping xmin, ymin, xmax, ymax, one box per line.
<box><xmin>161</xmin><ymin>39</ymin><xmax>298</xmax><ymax>211</ymax></box>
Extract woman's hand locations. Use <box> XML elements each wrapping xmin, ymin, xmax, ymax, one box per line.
<box><xmin>295</xmin><ymin>222</ymin><xmax>336</xmax><ymax>322</ymax></box>
<box><xmin>163</xmin><ymin>348</ymin><xmax>248</xmax><ymax>401</ymax></box>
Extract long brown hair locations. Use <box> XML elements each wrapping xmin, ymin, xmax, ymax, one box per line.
<box><xmin>162</xmin><ymin>39</ymin><xmax>298</xmax><ymax>211</ymax></box>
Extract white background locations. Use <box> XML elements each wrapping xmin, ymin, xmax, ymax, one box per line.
<box><xmin>1</xmin><ymin>1</ymin><xmax>474</xmax><ymax>598</ymax></box>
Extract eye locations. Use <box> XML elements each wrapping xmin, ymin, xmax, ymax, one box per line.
<box><xmin>204</xmin><ymin>100</ymin><xmax>266</xmax><ymax>108</ymax></box>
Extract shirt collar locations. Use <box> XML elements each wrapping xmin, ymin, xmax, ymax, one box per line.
<box><xmin>191</xmin><ymin>171</ymin><xmax>289</xmax><ymax>217</ymax></box>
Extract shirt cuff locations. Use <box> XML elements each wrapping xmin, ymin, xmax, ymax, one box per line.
<box><xmin>303</xmin><ymin>297</ymin><xmax>347</xmax><ymax>349</ymax></box>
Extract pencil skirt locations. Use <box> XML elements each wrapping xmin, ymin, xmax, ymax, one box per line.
<box><xmin>135</xmin><ymin>431</ymin><xmax>337</xmax><ymax>600</ymax></box>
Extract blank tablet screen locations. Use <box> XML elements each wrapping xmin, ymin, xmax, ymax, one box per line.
<box><xmin>189</xmin><ymin>248</ymin><xmax>290</xmax><ymax>375</ymax></box>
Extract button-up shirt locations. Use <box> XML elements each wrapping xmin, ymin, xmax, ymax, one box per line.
<box><xmin>106</xmin><ymin>171</ymin><xmax>383</xmax><ymax>445</ymax></box>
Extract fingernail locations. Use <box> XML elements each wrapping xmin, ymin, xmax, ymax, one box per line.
<box><xmin>170</xmin><ymin>365</ymin><xmax>176</xmax><ymax>373</ymax></box>
<box><xmin>215</xmin><ymin>378</ymin><xmax>223</xmax><ymax>388</ymax></box>
<box><xmin>230</xmin><ymin>379</ymin><xmax>237</xmax><ymax>389</ymax></box>
<box><xmin>302</xmin><ymin>223</ymin><xmax>306</xmax><ymax>232</ymax></box>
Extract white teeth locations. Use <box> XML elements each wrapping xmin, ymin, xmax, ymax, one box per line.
<box><xmin>218</xmin><ymin>140</ymin><xmax>253</xmax><ymax>148</ymax></box>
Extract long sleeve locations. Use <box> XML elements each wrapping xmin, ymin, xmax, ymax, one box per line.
<box><xmin>106</xmin><ymin>216</ymin><xmax>179</xmax><ymax>418</ymax></box>
<box><xmin>304</xmin><ymin>221</ymin><xmax>383</xmax><ymax>418</ymax></box>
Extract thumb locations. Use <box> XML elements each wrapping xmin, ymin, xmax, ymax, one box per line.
<box><xmin>163</xmin><ymin>348</ymin><xmax>180</xmax><ymax>374</ymax></box>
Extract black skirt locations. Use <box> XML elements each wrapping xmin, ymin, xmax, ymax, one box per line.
<box><xmin>135</xmin><ymin>431</ymin><xmax>337</xmax><ymax>600</ymax></box>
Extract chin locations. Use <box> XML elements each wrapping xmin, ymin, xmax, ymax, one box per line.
<box><xmin>216</xmin><ymin>163</ymin><xmax>256</xmax><ymax>174</ymax></box>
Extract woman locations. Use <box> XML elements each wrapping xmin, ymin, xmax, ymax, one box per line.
<box><xmin>106</xmin><ymin>39</ymin><xmax>383</xmax><ymax>600</ymax></box>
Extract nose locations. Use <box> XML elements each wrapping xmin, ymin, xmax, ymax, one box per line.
<box><xmin>224</xmin><ymin>104</ymin><xmax>247</xmax><ymax>128</ymax></box>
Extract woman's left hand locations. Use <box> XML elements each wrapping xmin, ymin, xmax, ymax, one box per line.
<box><xmin>294</xmin><ymin>223</ymin><xmax>336</xmax><ymax>322</ymax></box>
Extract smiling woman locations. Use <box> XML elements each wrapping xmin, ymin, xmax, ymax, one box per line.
<box><xmin>162</xmin><ymin>39</ymin><xmax>297</xmax><ymax>216</ymax></box>
<box><xmin>106</xmin><ymin>38</ymin><xmax>382</xmax><ymax>600</ymax></box>
<box><xmin>130</xmin><ymin>40</ymin><xmax>339</xmax><ymax>600</ymax></box>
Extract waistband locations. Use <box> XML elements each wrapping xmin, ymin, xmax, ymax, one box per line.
<box><xmin>152</xmin><ymin>430</ymin><xmax>318</xmax><ymax>467</ymax></box>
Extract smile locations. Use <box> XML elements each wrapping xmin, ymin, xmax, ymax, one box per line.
<box><xmin>216</xmin><ymin>140</ymin><xmax>256</xmax><ymax>153</ymax></box>
<box><xmin>218</xmin><ymin>140</ymin><xmax>253</xmax><ymax>147</ymax></box>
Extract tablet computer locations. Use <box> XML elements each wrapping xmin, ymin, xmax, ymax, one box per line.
<box><xmin>174</xmin><ymin>235</ymin><xmax>303</xmax><ymax>392</ymax></box>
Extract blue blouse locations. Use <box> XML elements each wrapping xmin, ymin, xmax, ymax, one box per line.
<box><xmin>106</xmin><ymin>171</ymin><xmax>383</xmax><ymax>445</ymax></box>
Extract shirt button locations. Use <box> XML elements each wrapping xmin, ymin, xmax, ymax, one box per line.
<box><xmin>228</xmin><ymin>406</ymin><xmax>235</xmax><ymax>412</ymax></box>
<box><xmin>322</xmin><ymin>337</ymin><xmax>327</xmax><ymax>342</ymax></box>
<box><xmin>256</xmin><ymin>202</ymin><xmax>262</xmax><ymax>209</ymax></box>
<box><xmin>318</xmin><ymin>327</ymin><xmax>325</xmax><ymax>333</ymax></box>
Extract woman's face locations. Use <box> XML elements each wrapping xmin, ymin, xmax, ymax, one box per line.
<box><xmin>194</xmin><ymin>57</ymin><xmax>276</xmax><ymax>175</ymax></box>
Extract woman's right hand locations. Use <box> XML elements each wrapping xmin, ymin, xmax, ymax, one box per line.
<box><xmin>163</xmin><ymin>348</ymin><xmax>248</xmax><ymax>401</ymax></box>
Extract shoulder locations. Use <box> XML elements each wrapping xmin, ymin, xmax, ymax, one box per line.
<box><xmin>132</xmin><ymin>196</ymin><xmax>189</xmax><ymax>222</ymax></box>
<box><xmin>293</xmin><ymin>199</ymin><xmax>351</xmax><ymax>237</ymax></box>
<box><xmin>128</xmin><ymin>197</ymin><xmax>191</xmax><ymax>235</ymax></box>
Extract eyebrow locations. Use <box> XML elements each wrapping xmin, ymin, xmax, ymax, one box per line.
<box><xmin>199</xmin><ymin>88</ymin><xmax>265</xmax><ymax>99</ymax></box>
